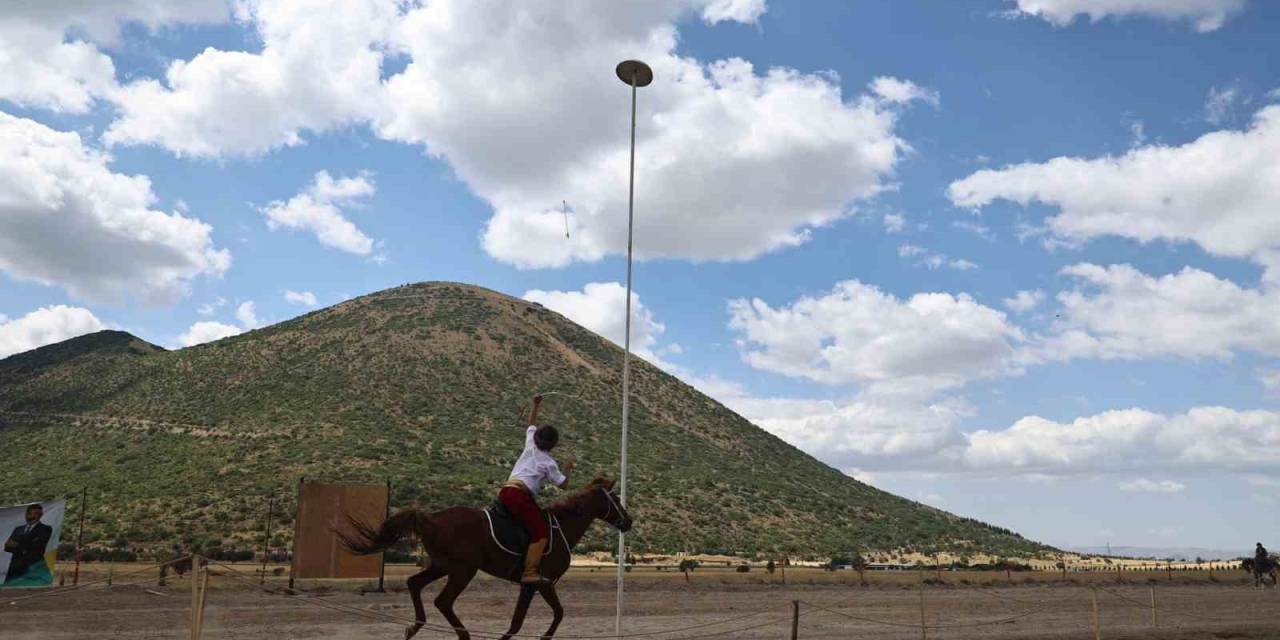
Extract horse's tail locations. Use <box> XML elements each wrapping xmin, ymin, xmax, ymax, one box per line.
<box><xmin>336</xmin><ymin>507</ymin><xmax>435</xmax><ymax>556</ymax></box>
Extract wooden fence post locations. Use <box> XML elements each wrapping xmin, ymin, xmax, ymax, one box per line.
<box><xmin>260</xmin><ymin>495</ymin><xmax>274</xmax><ymax>585</ymax></box>
<box><xmin>918</xmin><ymin>570</ymin><xmax>927</xmax><ymax>640</ymax></box>
<box><xmin>791</xmin><ymin>600</ymin><xmax>799</xmax><ymax>640</ymax></box>
<box><xmin>1150</xmin><ymin>584</ymin><xmax>1157</xmax><ymax>627</ymax></box>
<box><xmin>190</xmin><ymin>557</ymin><xmax>200</xmax><ymax>640</ymax></box>
<box><xmin>195</xmin><ymin>566</ymin><xmax>210</xmax><ymax>639</ymax></box>
<box><xmin>1090</xmin><ymin>587</ymin><xmax>1101</xmax><ymax>640</ymax></box>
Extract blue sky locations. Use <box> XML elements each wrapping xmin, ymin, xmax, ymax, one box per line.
<box><xmin>2</xmin><ymin>0</ymin><xmax>1279</xmax><ymax>552</ymax></box>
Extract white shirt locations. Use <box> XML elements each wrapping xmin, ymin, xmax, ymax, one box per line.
<box><xmin>509</xmin><ymin>426</ymin><xmax>566</xmax><ymax>494</ymax></box>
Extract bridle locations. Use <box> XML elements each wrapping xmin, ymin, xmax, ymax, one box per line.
<box><xmin>598</xmin><ymin>487</ymin><xmax>629</xmax><ymax>530</ymax></box>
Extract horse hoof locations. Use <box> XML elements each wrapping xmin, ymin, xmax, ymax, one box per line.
<box><xmin>404</xmin><ymin>625</ymin><xmax>420</xmax><ymax>640</ymax></box>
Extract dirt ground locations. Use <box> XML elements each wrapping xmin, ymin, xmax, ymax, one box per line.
<box><xmin>3</xmin><ymin>566</ymin><xmax>1277</xmax><ymax>639</ymax></box>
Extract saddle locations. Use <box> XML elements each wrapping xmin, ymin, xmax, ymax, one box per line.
<box><xmin>484</xmin><ymin>500</ymin><xmax>554</xmax><ymax>560</ymax></box>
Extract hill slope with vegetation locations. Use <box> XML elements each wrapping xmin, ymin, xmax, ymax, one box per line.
<box><xmin>0</xmin><ymin>282</ymin><xmax>1051</xmax><ymax>560</ymax></box>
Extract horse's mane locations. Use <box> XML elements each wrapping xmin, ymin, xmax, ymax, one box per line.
<box><xmin>548</xmin><ymin>475</ymin><xmax>613</xmax><ymax>516</ymax></box>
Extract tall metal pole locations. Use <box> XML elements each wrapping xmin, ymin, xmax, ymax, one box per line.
<box><xmin>614</xmin><ymin>59</ymin><xmax>651</xmax><ymax>639</ymax></box>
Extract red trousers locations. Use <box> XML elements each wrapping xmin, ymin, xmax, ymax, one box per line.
<box><xmin>498</xmin><ymin>485</ymin><xmax>548</xmax><ymax>542</ymax></box>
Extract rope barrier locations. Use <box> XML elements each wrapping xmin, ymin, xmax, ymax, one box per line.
<box><xmin>1093</xmin><ymin>583</ymin><xmax>1251</xmax><ymax>624</ymax></box>
<box><xmin>204</xmin><ymin>558</ymin><xmax>790</xmax><ymax>640</ymax></box>
<box><xmin>3</xmin><ymin>555</ymin><xmax>193</xmax><ymax>605</ymax></box>
<box><xmin>966</xmin><ymin>584</ymin><xmax>1058</xmax><ymax>606</ymax></box>
<box><xmin>9</xmin><ymin>555</ymin><xmax>1267</xmax><ymax>638</ymax></box>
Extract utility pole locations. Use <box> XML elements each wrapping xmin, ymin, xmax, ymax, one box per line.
<box><xmin>613</xmin><ymin>57</ymin><xmax>652</xmax><ymax>639</ymax></box>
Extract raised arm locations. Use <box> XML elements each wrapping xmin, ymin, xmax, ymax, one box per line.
<box><xmin>527</xmin><ymin>395</ymin><xmax>543</xmax><ymax>425</ymax></box>
<box><xmin>557</xmin><ymin>454</ymin><xmax>576</xmax><ymax>489</ymax></box>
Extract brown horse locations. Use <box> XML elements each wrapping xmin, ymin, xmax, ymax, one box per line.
<box><xmin>1243</xmin><ymin>557</ymin><xmax>1278</xmax><ymax>588</ymax></box>
<box><xmin>339</xmin><ymin>476</ymin><xmax>632</xmax><ymax>640</ymax></box>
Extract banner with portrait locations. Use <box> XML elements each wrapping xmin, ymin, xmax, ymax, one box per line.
<box><xmin>0</xmin><ymin>499</ymin><xmax>64</xmax><ymax>588</ymax></box>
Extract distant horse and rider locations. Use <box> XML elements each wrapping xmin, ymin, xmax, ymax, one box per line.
<box><xmin>1244</xmin><ymin>541</ymin><xmax>1278</xmax><ymax>588</ymax></box>
<box><xmin>339</xmin><ymin>395</ymin><xmax>633</xmax><ymax>640</ymax></box>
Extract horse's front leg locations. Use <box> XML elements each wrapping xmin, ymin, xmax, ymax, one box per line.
<box><xmin>497</xmin><ymin>585</ymin><xmax>538</xmax><ymax>640</ymax></box>
<box><xmin>538</xmin><ymin>582</ymin><xmax>565</xmax><ymax>638</ymax></box>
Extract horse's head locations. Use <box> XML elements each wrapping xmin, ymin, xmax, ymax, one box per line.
<box><xmin>585</xmin><ymin>475</ymin><xmax>633</xmax><ymax>533</ymax></box>
<box><xmin>1242</xmin><ymin>558</ymin><xmax>1255</xmax><ymax>572</ymax></box>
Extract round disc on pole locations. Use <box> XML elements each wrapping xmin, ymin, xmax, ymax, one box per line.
<box><xmin>616</xmin><ymin>60</ymin><xmax>653</xmax><ymax>87</ymax></box>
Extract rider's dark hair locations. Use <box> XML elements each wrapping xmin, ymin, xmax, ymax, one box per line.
<box><xmin>534</xmin><ymin>425</ymin><xmax>559</xmax><ymax>451</ymax></box>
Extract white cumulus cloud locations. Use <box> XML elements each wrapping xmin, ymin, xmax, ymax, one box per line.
<box><xmin>378</xmin><ymin>1</ymin><xmax>926</xmax><ymax>268</ymax></box>
<box><xmin>284</xmin><ymin>290</ymin><xmax>318</xmax><ymax>306</ymax></box>
<box><xmin>1040</xmin><ymin>263</ymin><xmax>1280</xmax><ymax>362</ymax></box>
<box><xmin>0</xmin><ymin>111</ymin><xmax>230</xmax><ymax>305</ymax></box>
<box><xmin>1119</xmin><ymin>478</ymin><xmax>1186</xmax><ymax>493</ymax></box>
<box><xmin>869</xmin><ymin>76</ymin><xmax>939</xmax><ymax>107</ymax></box>
<box><xmin>728</xmin><ymin>280</ymin><xmax>1025</xmax><ymax>393</ymax></box>
<box><xmin>197</xmin><ymin>296</ymin><xmax>226</xmax><ymax>316</ymax></box>
<box><xmin>1204</xmin><ymin>84</ymin><xmax>1242</xmax><ymax>126</ymax></box>
<box><xmin>71</xmin><ymin>1</ymin><xmax>930</xmax><ymax>268</ymax></box>
<box><xmin>1007</xmin><ymin>0</ymin><xmax>1246</xmax><ymax>32</ymax></box>
<box><xmin>0</xmin><ymin>305</ymin><xmax>107</xmax><ymax>359</ymax></box>
<box><xmin>0</xmin><ymin>0</ymin><xmax>229</xmax><ymax>113</ymax></box>
<box><xmin>1003</xmin><ymin>289</ymin><xmax>1045</xmax><ymax>313</ymax></box>
<box><xmin>949</xmin><ymin>105</ymin><xmax>1280</xmax><ymax>279</ymax></box>
<box><xmin>177</xmin><ymin>320</ymin><xmax>242</xmax><ymax>347</ymax></box>
<box><xmin>234</xmin><ymin>301</ymin><xmax>260</xmax><ymax>329</ymax></box>
<box><xmin>523</xmin><ymin>282</ymin><xmax>669</xmax><ymax>365</ymax></box>
<box><xmin>261</xmin><ymin>171</ymin><xmax>376</xmax><ymax>255</ymax></box>
<box><xmin>963</xmin><ymin>407</ymin><xmax>1280</xmax><ymax>475</ymax></box>
<box><xmin>103</xmin><ymin>0</ymin><xmax>393</xmax><ymax>156</ymax></box>
<box><xmin>896</xmin><ymin>244</ymin><xmax>978</xmax><ymax>271</ymax></box>
<box><xmin>882</xmin><ymin>213</ymin><xmax>906</xmax><ymax>233</ymax></box>
<box><xmin>719</xmin><ymin>389</ymin><xmax>970</xmax><ymax>472</ymax></box>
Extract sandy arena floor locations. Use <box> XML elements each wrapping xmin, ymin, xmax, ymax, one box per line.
<box><xmin>2</xmin><ymin>566</ymin><xmax>1277</xmax><ymax>639</ymax></box>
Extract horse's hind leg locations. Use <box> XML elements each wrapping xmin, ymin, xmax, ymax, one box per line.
<box><xmin>538</xmin><ymin>583</ymin><xmax>565</xmax><ymax>638</ymax></box>
<box><xmin>435</xmin><ymin>566</ymin><xmax>477</xmax><ymax>640</ymax></box>
<box><xmin>405</xmin><ymin>563</ymin><xmax>447</xmax><ymax>640</ymax></box>
<box><xmin>497</xmin><ymin>585</ymin><xmax>538</xmax><ymax>640</ymax></box>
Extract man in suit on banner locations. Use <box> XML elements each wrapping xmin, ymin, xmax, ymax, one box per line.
<box><xmin>4</xmin><ymin>504</ymin><xmax>53</xmax><ymax>583</ymax></box>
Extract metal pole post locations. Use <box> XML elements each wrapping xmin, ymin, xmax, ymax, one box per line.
<box><xmin>73</xmin><ymin>486</ymin><xmax>87</xmax><ymax>585</ymax></box>
<box><xmin>613</xmin><ymin>58</ymin><xmax>651</xmax><ymax>639</ymax></box>
<box><xmin>616</xmin><ymin>69</ymin><xmax>636</xmax><ymax>640</ymax></box>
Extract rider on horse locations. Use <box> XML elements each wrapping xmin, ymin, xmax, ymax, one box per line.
<box><xmin>500</xmin><ymin>395</ymin><xmax>576</xmax><ymax>584</ymax></box>
<box><xmin>1258</xmin><ymin>542</ymin><xmax>1270</xmax><ymax>567</ymax></box>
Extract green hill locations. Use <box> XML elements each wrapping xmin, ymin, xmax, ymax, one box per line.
<box><xmin>0</xmin><ymin>282</ymin><xmax>1051</xmax><ymax>560</ymax></box>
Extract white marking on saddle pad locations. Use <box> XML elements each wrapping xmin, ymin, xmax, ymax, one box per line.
<box><xmin>484</xmin><ymin>507</ymin><xmax>556</xmax><ymax>557</ymax></box>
